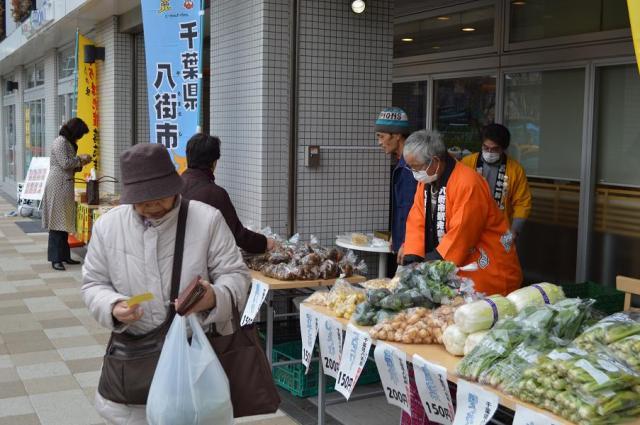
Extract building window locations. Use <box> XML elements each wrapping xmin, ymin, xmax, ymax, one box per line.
<box><xmin>589</xmin><ymin>64</ymin><xmax>640</xmax><ymax>288</ymax></box>
<box><xmin>58</xmin><ymin>93</ymin><xmax>77</xmax><ymax>127</ymax></box>
<box><xmin>23</xmin><ymin>99</ymin><xmax>45</xmax><ymax>171</ymax></box>
<box><xmin>509</xmin><ymin>0</ymin><xmax>630</xmax><ymax>44</ymax></box>
<box><xmin>3</xmin><ymin>105</ymin><xmax>16</xmax><ymax>181</ymax></box>
<box><xmin>433</xmin><ymin>76</ymin><xmax>496</xmax><ymax>153</ymax></box>
<box><xmin>392</xmin><ymin>82</ymin><xmax>427</xmax><ymax>132</ymax></box>
<box><xmin>58</xmin><ymin>46</ymin><xmax>76</xmax><ymax>80</ymax></box>
<box><xmin>26</xmin><ymin>62</ymin><xmax>45</xmax><ymax>89</ymax></box>
<box><xmin>394</xmin><ymin>5</ymin><xmax>494</xmax><ymax>58</ymax></box>
<box><xmin>504</xmin><ymin>69</ymin><xmax>585</xmax><ymax>179</ymax></box>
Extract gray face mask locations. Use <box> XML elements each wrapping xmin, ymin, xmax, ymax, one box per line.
<box><xmin>482</xmin><ymin>151</ymin><xmax>501</xmax><ymax>164</ymax></box>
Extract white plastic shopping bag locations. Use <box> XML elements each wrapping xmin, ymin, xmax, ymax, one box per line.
<box><xmin>147</xmin><ymin>315</ymin><xmax>233</xmax><ymax>425</ymax></box>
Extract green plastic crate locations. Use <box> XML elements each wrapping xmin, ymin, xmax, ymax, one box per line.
<box><xmin>272</xmin><ymin>340</ymin><xmax>380</xmax><ymax>398</ymax></box>
<box><xmin>560</xmin><ymin>281</ymin><xmax>625</xmax><ymax>315</ymax></box>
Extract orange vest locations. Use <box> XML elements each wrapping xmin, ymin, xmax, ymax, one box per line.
<box><xmin>404</xmin><ymin>158</ymin><xmax>522</xmax><ymax>295</ymax></box>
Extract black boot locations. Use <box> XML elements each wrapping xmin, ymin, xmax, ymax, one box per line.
<box><xmin>64</xmin><ymin>259</ymin><xmax>81</xmax><ymax>265</ymax></box>
<box><xmin>52</xmin><ymin>262</ymin><xmax>66</xmax><ymax>271</ymax></box>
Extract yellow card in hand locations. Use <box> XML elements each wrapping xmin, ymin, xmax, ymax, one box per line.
<box><xmin>127</xmin><ymin>292</ymin><xmax>154</xmax><ymax>307</ymax></box>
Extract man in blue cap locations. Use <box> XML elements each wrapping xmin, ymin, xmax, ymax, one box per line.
<box><xmin>375</xmin><ymin>107</ymin><xmax>416</xmax><ymax>266</ymax></box>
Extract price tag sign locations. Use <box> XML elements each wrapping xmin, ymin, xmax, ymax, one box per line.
<box><xmin>513</xmin><ymin>405</ymin><xmax>561</xmax><ymax>425</ymax></box>
<box><xmin>374</xmin><ymin>343</ymin><xmax>411</xmax><ymax>414</ymax></box>
<box><xmin>240</xmin><ymin>279</ymin><xmax>269</xmax><ymax>326</ymax></box>
<box><xmin>317</xmin><ymin>313</ymin><xmax>344</xmax><ymax>379</ymax></box>
<box><xmin>413</xmin><ymin>355</ymin><xmax>455</xmax><ymax>425</ymax></box>
<box><xmin>299</xmin><ymin>304</ymin><xmax>319</xmax><ymax>373</ymax></box>
<box><xmin>335</xmin><ymin>323</ymin><xmax>372</xmax><ymax>400</ymax></box>
<box><xmin>453</xmin><ymin>380</ymin><xmax>499</xmax><ymax>425</ymax></box>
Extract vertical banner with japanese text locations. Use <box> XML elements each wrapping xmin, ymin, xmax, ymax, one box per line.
<box><xmin>141</xmin><ymin>0</ymin><xmax>203</xmax><ymax>173</ymax></box>
<box><xmin>629</xmin><ymin>0</ymin><xmax>640</xmax><ymax>74</ymax></box>
<box><xmin>75</xmin><ymin>32</ymin><xmax>100</xmax><ymax>185</ymax></box>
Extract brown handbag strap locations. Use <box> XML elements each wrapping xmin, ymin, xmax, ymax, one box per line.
<box><xmin>167</xmin><ymin>198</ymin><xmax>190</xmax><ymax>320</ymax></box>
<box><xmin>209</xmin><ymin>286</ymin><xmax>243</xmax><ymax>336</ymax></box>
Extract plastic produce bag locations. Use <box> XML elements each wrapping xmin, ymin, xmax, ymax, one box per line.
<box><xmin>453</xmin><ymin>295</ymin><xmax>517</xmax><ymax>334</ymax></box>
<box><xmin>506</xmin><ymin>283</ymin><xmax>565</xmax><ymax>312</ymax></box>
<box><xmin>464</xmin><ymin>330</ymin><xmax>490</xmax><ymax>356</ymax></box>
<box><xmin>146</xmin><ymin>315</ymin><xmax>233</xmax><ymax>425</ymax></box>
<box><xmin>443</xmin><ymin>324</ymin><xmax>468</xmax><ymax>356</ymax></box>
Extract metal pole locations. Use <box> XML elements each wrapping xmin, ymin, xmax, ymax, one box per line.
<box><xmin>317</xmin><ymin>362</ymin><xmax>326</xmax><ymax>425</ymax></box>
<box><xmin>266</xmin><ymin>291</ymin><xmax>274</xmax><ymax>364</ymax></box>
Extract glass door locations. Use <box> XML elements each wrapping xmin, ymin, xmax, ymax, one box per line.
<box><xmin>3</xmin><ymin>105</ymin><xmax>16</xmax><ymax>181</ymax></box>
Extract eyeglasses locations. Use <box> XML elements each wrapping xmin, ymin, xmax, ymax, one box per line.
<box><xmin>481</xmin><ymin>145</ymin><xmax>502</xmax><ymax>154</ymax></box>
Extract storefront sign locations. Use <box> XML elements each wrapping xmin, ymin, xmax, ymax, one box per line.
<box><xmin>317</xmin><ymin>313</ymin><xmax>343</xmax><ymax>379</ymax></box>
<box><xmin>240</xmin><ymin>279</ymin><xmax>269</xmax><ymax>326</ymax></box>
<box><xmin>141</xmin><ymin>0</ymin><xmax>204</xmax><ymax>173</ymax></box>
<box><xmin>335</xmin><ymin>324</ymin><xmax>372</xmax><ymax>400</ymax></box>
<box><xmin>21</xmin><ymin>157</ymin><xmax>50</xmax><ymax>201</ymax></box>
<box><xmin>22</xmin><ymin>0</ymin><xmax>55</xmax><ymax>38</ymax></box>
<box><xmin>75</xmin><ymin>32</ymin><xmax>100</xmax><ymax>186</ymax></box>
<box><xmin>413</xmin><ymin>355</ymin><xmax>455</xmax><ymax>425</ymax></box>
<box><xmin>453</xmin><ymin>380</ymin><xmax>499</xmax><ymax>425</ymax></box>
<box><xmin>513</xmin><ymin>405</ymin><xmax>561</xmax><ymax>425</ymax></box>
<box><xmin>300</xmin><ymin>304</ymin><xmax>319</xmax><ymax>374</ymax></box>
<box><xmin>374</xmin><ymin>343</ymin><xmax>411</xmax><ymax>415</ymax></box>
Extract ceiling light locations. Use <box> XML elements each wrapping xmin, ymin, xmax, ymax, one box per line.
<box><xmin>351</xmin><ymin>0</ymin><xmax>365</xmax><ymax>14</ymax></box>
<box><xmin>512</xmin><ymin>1</ymin><xmax>526</xmax><ymax>5</ymax></box>
<box><xmin>436</xmin><ymin>16</ymin><xmax>450</xmax><ymax>21</ymax></box>
<box><xmin>401</xmin><ymin>38</ymin><xmax>413</xmax><ymax>42</ymax></box>
<box><xmin>432</xmin><ymin>46</ymin><xmax>441</xmax><ymax>50</ymax></box>
<box><xmin>461</xmin><ymin>27</ymin><xmax>476</xmax><ymax>32</ymax></box>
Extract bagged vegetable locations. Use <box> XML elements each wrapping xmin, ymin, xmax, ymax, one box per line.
<box><xmin>360</xmin><ymin>278</ymin><xmax>397</xmax><ymax>291</ymax></box>
<box><xmin>353</xmin><ymin>302</ymin><xmax>377</xmax><ymax>326</ymax></box>
<box><xmin>147</xmin><ymin>315</ymin><xmax>233</xmax><ymax>425</ymax></box>
<box><xmin>304</xmin><ymin>290</ymin><xmax>330</xmax><ymax>306</ymax></box>
<box><xmin>454</xmin><ymin>295</ymin><xmax>516</xmax><ymax>334</ymax></box>
<box><xmin>575</xmin><ymin>312</ymin><xmax>640</xmax><ymax>350</ymax></box>
<box><xmin>443</xmin><ymin>324</ymin><xmax>467</xmax><ymax>356</ymax></box>
<box><xmin>506</xmin><ymin>283</ymin><xmax>565</xmax><ymax>312</ymax></box>
<box><xmin>610</xmin><ymin>334</ymin><xmax>640</xmax><ymax>372</ymax></box>
<box><xmin>464</xmin><ymin>330</ymin><xmax>489</xmax><ymax>356</ymax></box>
<box><xmin>328</xmin><ymin>279</ymin><xmax>365</xmax><ymax>319</ymax></box>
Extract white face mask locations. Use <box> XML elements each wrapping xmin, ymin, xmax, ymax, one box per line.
<box><xmin>411</xmin><ymin>159</ymin><xmax>439</xmax><ymax>184</ymax></box>
<box><xmin>482</xmin><ymin>151</ymin><xmax>501</xmax><ymax>164</ymax></box>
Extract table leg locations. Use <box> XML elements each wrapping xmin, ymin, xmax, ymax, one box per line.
<box><xmin>317</xmin><ymin>361</ymin><xmax>326</xmax><ymax>425</ymax></box>
<box><xmin>266</xmin><ymin>291</ymin><xmax>274</xmax><ymax>365</ymax></box>
<box><xmin>378</xmin><ymin>253</ymin><xmax>388</xmax><ymax>279</ymax></box>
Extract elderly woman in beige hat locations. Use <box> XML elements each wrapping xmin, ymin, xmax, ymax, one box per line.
<box><xmin>81</xmin><ymin>143</ymin><xmax>251</xmax><ymax>425</ymax></box>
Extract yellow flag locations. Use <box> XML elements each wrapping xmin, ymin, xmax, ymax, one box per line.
<box><xmin>75</xmin><ymin>32</ymin><xmax>99</xmax><ymax>186</ymax></box>
<box><xmin>630</xmin><ymin>0</ymin><xmax>640</xmax><ymax>74</ymax></box>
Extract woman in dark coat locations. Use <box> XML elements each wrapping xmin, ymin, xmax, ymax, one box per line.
<box><xmin>41</xmin><ymin>118</ymin><xmax>91</xmax><ymax>270</ymax></box>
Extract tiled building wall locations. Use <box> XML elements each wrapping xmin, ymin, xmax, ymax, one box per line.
<box><xmin>135</xmin><ymin>33</ymin><xmax>149</xmax><ymax>145</ymax></box>
<box><xmin>260</xmin><ymin>0</ymin><xmax>290</xmax><ymax>235</ymax></box>
<box><xmin>211</xmin><ymin>0</ymin><xmax>290</xmax><ymax>234</ymax></box>
<box><xmin>44</xmin><ymin>52</ymin><xmax>57</xmax><ymax>154</ymax></box>
<box><xmin>295</xmin><ymin>0</ymin><xmax>393</xmax><ymax>246</ymax></box>
<box><xmin>95</xmin><ymin>17</ymin><xmax>133</xmax><ymax>194</ymax></box>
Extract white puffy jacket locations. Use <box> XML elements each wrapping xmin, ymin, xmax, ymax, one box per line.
<box><xmin>82</xmin><ymin>198</ymin><xmax>251</xmax><ymax>425</ymax></box>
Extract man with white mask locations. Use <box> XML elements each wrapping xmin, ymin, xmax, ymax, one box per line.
<box><xmin>462</xmin><ymin>123</ymin><xmax>531</xmax><ymax>241</ymax></box>
<box><xmin>402</xmin><ymin>130</ymin><xmax>522</xmax><ymax>296</ymax></box>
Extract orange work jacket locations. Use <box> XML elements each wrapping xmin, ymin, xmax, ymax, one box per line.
<box><xmin>403</xmin><ymin>156</ymin><xmax>522</xmax><ymax>295</ymax></box>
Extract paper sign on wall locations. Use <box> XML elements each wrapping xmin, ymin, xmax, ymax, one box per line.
<box><xmin>300</xmin><ymin>304</ymin><xmax>319</xmax><ymax>374</ymax></box>
<box><xmin>317</xmin><ymin>313</ymin><xmax>344</xmax><ymax>379</ymax></box>
<box><xmin>240</xmin><ymin>279</ymin><xmax>269</xmax><ymax>326</ymax></box>
<box><xmin>413</xmin><ymin>354</ymin><xmax>455</xmax><ymax>425</ymax></box>
<box><xmin>374</xmin><ymin>343</ymin><xmax>411</xmax><ymax>415</ymax></box>
<box><xmin>453</xmin><ymin>380</ymin><xmax>499</xmax><ymax>425</ymax></box>
<box><xmin>335</xmin><ymin>324</ymin><xmax>372</xmax><ymax>400</ymax></box>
